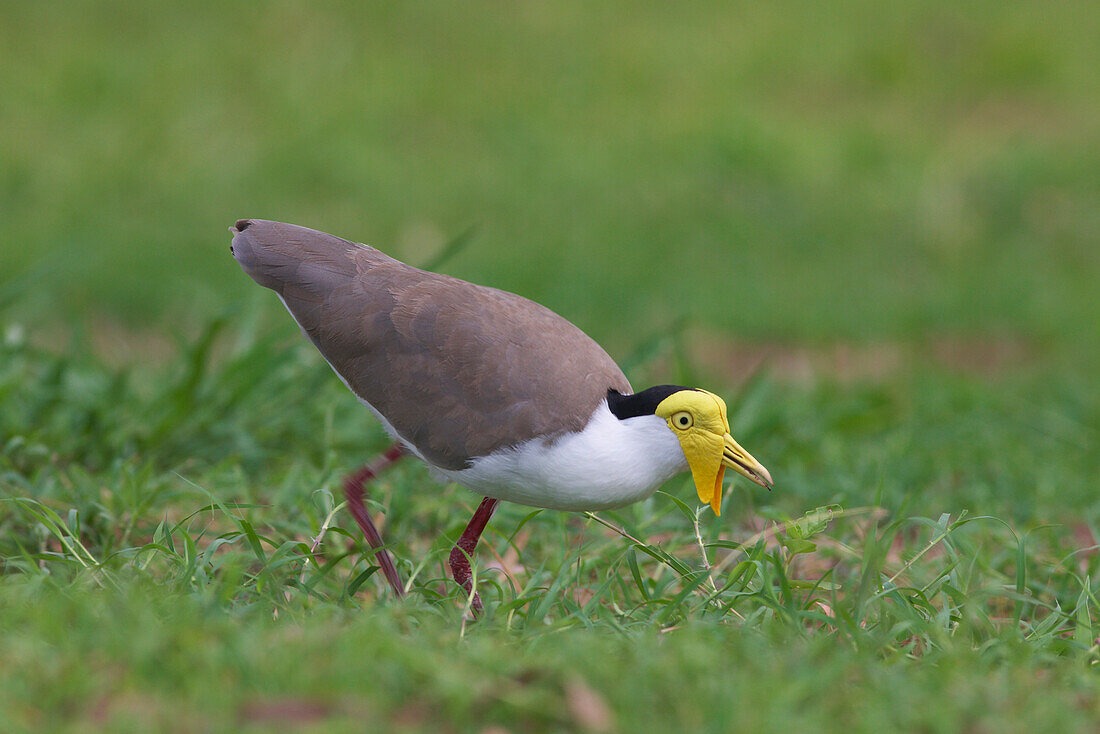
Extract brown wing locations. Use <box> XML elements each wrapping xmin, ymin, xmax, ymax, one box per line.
<box><xmin>231</xmin><ymin>219</ymin><xmax>631</xmax><ymax>470</ymax></box>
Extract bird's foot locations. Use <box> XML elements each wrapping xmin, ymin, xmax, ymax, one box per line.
<box><xmin>448</xmin><ymin>497</ymin><xmax>500</xmax><ymax>618</ymax></box>
<box><xmin>343</xmin><ymin>442</ymin><xmax>408</xmax><ymax>598</ymax></box>
<box><xmin>449</xmin><ymin>544</ymin><xmax>485</xmax><ymax>616</ymax></box>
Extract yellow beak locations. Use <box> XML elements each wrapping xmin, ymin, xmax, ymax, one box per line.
<box><xmin>722</xmin><ymin>434</ymin><xmax>773</xmax><ymax>490</ymax></box>
<box><xmin>684</xmin><ymin>433</ymin><xmax>773</xmax><ymax>516</ymax></box>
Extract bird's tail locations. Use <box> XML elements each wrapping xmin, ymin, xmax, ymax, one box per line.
<box><xmin>229</xmin><ymin>219</ymin><xmax>371</xmax><ymax>295</ymax></box>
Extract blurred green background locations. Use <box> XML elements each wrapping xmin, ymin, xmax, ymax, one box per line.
<box><xmin>3</xmin><ymin>3</ymin><xmax>1100</xmax><ymax>731</ymax></box>
<box><xmin>2</xmin><ymin>2</ymin><xmax>1100</xmax><ymax>730</ymax></box>
<box><xmin>3</xmin><ymin>1</ymin><xmax>1097</xmax><ymax>366</ymax></box>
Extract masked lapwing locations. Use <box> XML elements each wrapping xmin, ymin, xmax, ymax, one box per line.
<box><xmin>230</xmin><ymin>219</ymin><xmax>773</xmax><ymax>611</ymax></box>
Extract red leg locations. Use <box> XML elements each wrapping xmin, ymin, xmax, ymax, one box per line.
<box><xmin>448</xmin><ymin>497</ymin><xmax>500</xmax><ymax>614</ymax></box>
<box><xmin>343</xmin><ymin>443</ymin><xmax>408</xmax><ymax>597</ymax></box>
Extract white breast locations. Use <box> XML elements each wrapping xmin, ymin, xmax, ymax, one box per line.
<box><xmin>436</xmin><ymin>402</ymin><xmax>689</xmax><ymax>511</ymax></box>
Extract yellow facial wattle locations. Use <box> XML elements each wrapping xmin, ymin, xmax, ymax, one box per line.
<box><xmin>678</xmin><ymin>428</ymin><xmax>727</xmax><ymax>514</ymax></box>
<box><xmin>655</xmin><ymin>389</ymin><xmax>773</xmax><ymax>516</ymax></box>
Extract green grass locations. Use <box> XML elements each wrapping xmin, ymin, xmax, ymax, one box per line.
<box><xmin>2</xmin><ymin>325</ymin><xmax>1099</xmax><ymax>731</ymax></box>
<box><xmin>2</xmin><ymin>1</ymin><xmax>1100</xmax><ymax>731</ymax></box>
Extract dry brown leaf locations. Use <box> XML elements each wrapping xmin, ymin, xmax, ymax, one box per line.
<box><xmin>565</xmin><ymin>675</ymin><xmax>616</xmax><ymax>733</ymax></box>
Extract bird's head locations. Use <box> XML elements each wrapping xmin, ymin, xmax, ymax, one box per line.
<box><xmin>654</xmin><ymin>388</ymin><xmax>772</xmax><ymax>515</ymax></box>
<box><xmin>607</xmin><ymin>387</ymin><xmax>770</xmax><ymax>515</ymax></box>
<box><xmin>609</xmin><ymin>386</ymin><xmax>772</xmax><ymax>515</ymax></box>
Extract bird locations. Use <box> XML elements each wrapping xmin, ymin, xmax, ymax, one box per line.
<box><xmin>230</xmin><ymin>219</ymin><xmax>773</xmax><ymax>612</ymax></box>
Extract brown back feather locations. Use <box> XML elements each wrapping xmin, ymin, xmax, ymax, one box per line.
<box><xmin>231</xmin><ymin>219</ymin><xmax>631</xmax><ymax>469</ymax></box>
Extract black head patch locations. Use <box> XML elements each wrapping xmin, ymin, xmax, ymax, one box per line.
<box><xmin>606</xmin><ymin>385</ymin><xmax>696</xmax><ymax>420</ymax></box>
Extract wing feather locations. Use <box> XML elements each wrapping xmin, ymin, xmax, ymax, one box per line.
<box><xmin>231</xmin><ymin>219</ymin><xmax>631</xmax><ymax>469</ymax></box>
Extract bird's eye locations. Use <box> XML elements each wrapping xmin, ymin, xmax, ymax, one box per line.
<box><xmin>672</xmin><ymin>412</ymin><xmax>692</xmax><ymax>429</ymax></box>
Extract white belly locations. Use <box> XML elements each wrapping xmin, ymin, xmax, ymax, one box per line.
<box><xmin>436</xmin><ymin>405</ymin><xmax>688</xmax><ymax>511</ymax></box>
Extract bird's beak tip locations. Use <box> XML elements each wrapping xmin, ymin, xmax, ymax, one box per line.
<box><xmin>722</xmin><ymin>434</ymin><xmax>773</xmax><ymax>492</ymax></box>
